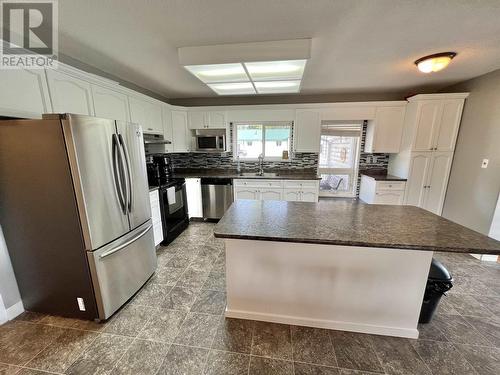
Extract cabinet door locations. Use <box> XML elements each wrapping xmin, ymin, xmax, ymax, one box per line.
<box><xmin>260</xmin><ymin>188</ymin><xmax>283</xmax><ymax>201</ymax></box>
<box><xmin>208</xmin><ymin>111</ymin><xmax>226</xmax><ymax>128</ymax></box>
<box><xmin>172</xmin><ymin>111</ymin><xmax>190</xmax><ymax>152</ymax></box>
<box><xmin>374</xmin><ymin>191</ymin><xmax>404</xmax><ymax>205</ymax></box>
<box><xmin>0</xmin><ymin>68</ymin><xmax>51</xmax><ymax>118</ymax></box>
<box><xmin>423</xmin><ymin>152</ymin><xmax>453</xmax><ymax>215</ymax></box>
<box><xmin>162</xmin><ymin>105</ymin><xmax>174</xmax><ymax>153</ymax></box>
<box><xmin>129</xmin><ymin>96</ymin><xmax>163</xmax><ymax>134</ymax></box>
<box><xmin>369</xmin><ymin>106</ymin><xmax>406</xmax><ymax>153</ymax></box>
<box><xmin>301</xmin><ymin>189</ymin><xmax>319</xmax><ymax>202</ymax></box>
<box><xmin>294</xmin><ymin>110</ymin><xmax>321</xmax><ymax>152</ymax></box>
<box><xmin>413</xmin><ymin>102</ymin><xmax>441</xmax><ymax>151</ymax></box>
<box><xmin>46</xmin><ymin>70</ymin><xmax>94</xmax><ymax>115</ymax></box>
<box><xmin>283</xmin><ymin>189</ymin><xmax>301</xmax><ymax>202</ymax></box>
<box><xmin>185</xmin><ymin>178</ymin><xmax>203</xmax><ymax>218</ymax></box>
<box><xmin>92</xmin><ymin>85</ymin><xmax>129</xmax><ymax>121</ymax></box>
<box><xmin>188</xmin><ymin>111</ymin><xmax>206</xmax><ymax>129</ymax></box>
<box><xmin>434</xmin><ymin>100</ymin><xmax>464</xmax><ymax>152</ymax></box>
<box><xmin>234</xmin><ymin>187</ymin><xmax>258</xmax><ymax>200</ymax></box>
<box><xmin>405</xmin><ymin>152</ymin><xmax>432</xmax><ymax>207</ymax></box>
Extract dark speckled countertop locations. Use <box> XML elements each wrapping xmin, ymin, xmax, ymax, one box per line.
<box><xmin>214</xmin><ymin>200</ymin><xmax>500</xmax><ymax>255</ymax></box>
<box><xmin>360</xmin><ymin>170</ymin><xmax>407</xmax><ymax>181</ymax></box>
<box><xmin>173</xmin><ymin>168</ymin><xmax>321</xmax><ymax>180</ymax></box>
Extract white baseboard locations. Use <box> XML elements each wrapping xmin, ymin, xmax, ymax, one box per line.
<box><xmin>225</xmin><ymin>308</ymin><xmax>419</xmax><ymax>339</ymax></box>
<box><xmin>6</xmin><ymin>301</ymin><xmax>24</xmax><ymax>320</ymax></box>
<box><xmin>0</xmin><ymin>294</ymin><xmax>7</xmax><ymax>325</ymax></box>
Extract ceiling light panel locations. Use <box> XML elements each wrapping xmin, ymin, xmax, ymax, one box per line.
<box><xmin>207</xmin><ymin>82</ymin><xmax>256</xmax><ymax>95</ymax></box>
<box><xmin>254</xmin><ymin>80</ymin><xmax>301</xmax><ymax>94</ymax></box>
<box><xmin>244</xmin><ymin>60</ymin><xmax>306</xmax><ymax>81</ymax></box>
<box><xmin>184</xmin><ymin>63</ymin><xmax>248</xmax><ymax>83</ymax></box>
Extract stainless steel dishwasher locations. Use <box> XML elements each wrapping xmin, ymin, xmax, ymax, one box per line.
<box><xmin>201</xmin><ymin>178</ymin><xmax>234</xmax><ymax>219</ymax></box>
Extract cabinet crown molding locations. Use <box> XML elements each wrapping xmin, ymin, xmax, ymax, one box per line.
<box><xmin>407</xmin><ymin>93</ymin><xmax>469</xmax><ymax>102</ymax></box>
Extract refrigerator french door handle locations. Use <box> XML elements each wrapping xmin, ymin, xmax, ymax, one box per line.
<box><xmin>118</xmin><ymin>133</ymin><xmax>133</xmax><ymax>213</ymax></box>
<box><xmin>111</xmin><ymin>134</ymin><xmax>127</xmax><ymax>214</ymax></box>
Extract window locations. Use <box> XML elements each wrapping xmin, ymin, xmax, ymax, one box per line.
<box><xmin>234</xmin><ymin>122</ymin><xmax>291</xmax><ymax>160</ymax></box>
<box><xmin>318</xmin><ymin>122</ymin><xmax>362</xmax><ymax>197</ymax></box>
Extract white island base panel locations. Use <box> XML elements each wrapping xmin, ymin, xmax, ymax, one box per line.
<box><xmin>224</xmin><ymin>239</ymin><xmax>433</xmax><ymax>339</ymax></box>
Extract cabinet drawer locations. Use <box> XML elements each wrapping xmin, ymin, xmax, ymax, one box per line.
<box><xmin>234</xmin><ymin>179</ymin><xmax>283</xmax><ymax>188</ymax></box>
<box><xmin>283</xmin><ymin>180</ymin><xmax>319</xmax><ymax>189</ymax></box>
<box><xmin>375</xmin><ymin>181</ymin><xmax>406</xmax><ymax>191</ymax></box>
<box><xmin>373</xmin><ymin>190</ymin><xmax>405</xmax><ymax>205</ymax></box>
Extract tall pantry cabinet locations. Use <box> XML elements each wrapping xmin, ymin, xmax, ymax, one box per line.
<box><xmin>388</xmin><ymin>93</ymin><xmax>469</xmax><ymax>215</ymax></box>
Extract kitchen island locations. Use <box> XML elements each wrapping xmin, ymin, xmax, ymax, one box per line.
<box><xmin>214</xmin><ymin>200</ymin><xmax>500</xmax><ymax>338</ymax></box>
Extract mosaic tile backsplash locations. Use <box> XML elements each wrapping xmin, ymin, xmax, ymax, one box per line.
<box><xmin>165</xmin><ymin>122</ymin><xmax>389</xmax><ymax>195</ymax></box>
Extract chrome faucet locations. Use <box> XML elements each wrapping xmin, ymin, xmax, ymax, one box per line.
<box><xmin>258</xmin><ymin>153</ymin><xmax>264</xmax><ymax>176</ymax></box>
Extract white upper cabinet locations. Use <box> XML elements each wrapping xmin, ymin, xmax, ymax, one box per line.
<box><xmin>128</xmin><ymin>95</ymin><xmax>163</xmax><ymax>134</ymax></box>
<box><xmin>162</xmin><ymin>105</ymin><xmax>174</xmax><ymax>153</ymax></box>
<box><xmin>410</xmin><ymin>96</ymin><xmax>466</xmax><ymax>152</ymax></box>
<box><xmin>91</xmin><ymin>85</ymin><xmax>130</xmax><ymax>122</ymax></box>
<box><xmin>294</xmin><ymin>110</ymin><xmax>321</xmax><ymax>153</ymax></box>
<box><xmin>188</xmin><ymin>110</ymin><xmax>226</xmax><ymax>129</ymax></box>
<box><xmin>0</xmin><ymin>69</ymin><xmax>51</xmax><ymax>118</ymax></box>
<box><xmin>171</xmin><ymin>110</ymin><xmax>190</xmax><ymax>152</ymax></box>
<box><xmin>434</xmin><ymin>100</ymin><xmax>465</xmax><ymax>152</ymax></box>
<box><xmin>364</xmin><ymin>106</ymin><xmax>406</xmax><ymax>153</ymax></box>
<box><xmin>46</xmin><ymin>69</ymin><xmax>94</xmax><ymax>115</ymax></box>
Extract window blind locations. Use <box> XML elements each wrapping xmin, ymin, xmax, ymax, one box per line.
<box><xmin>320</xmin><ymin>121</ymin><xmax>362</xmax><ymax>137</ymax></box>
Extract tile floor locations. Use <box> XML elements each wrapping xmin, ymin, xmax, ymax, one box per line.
<box><xmin>1</xmin><ymin>222</ymin><xmax>499</xmax><ymax>375</ymax></box>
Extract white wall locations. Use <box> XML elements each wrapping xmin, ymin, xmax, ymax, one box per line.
<box><xmin>0</xmin><ymin>225</ymin><xmax>22</xmax><ymax>314</ymax></box>
<box><xmin>442</xmin><ymin>69</ymin><xmax>500</xmax><ymax>235</ymax></box>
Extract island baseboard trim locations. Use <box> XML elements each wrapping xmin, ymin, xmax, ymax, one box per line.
<box><xmin>225</xmin><ymin>308</ymin><xmax>419</xmax><ymax>339</ymax></box>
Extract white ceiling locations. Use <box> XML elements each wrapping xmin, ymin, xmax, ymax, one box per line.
<box><xmin>58</xmin><ymin>0</ymin><xmax>500</xmax><ymax>100</ymax></box>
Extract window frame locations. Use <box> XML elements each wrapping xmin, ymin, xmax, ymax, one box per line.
<box><xmin>318</xmin><ymin>126</ymin><xmax>362</xmax><ymax>198</ymax></box>
<box><xmin>233</xmin><ymin>121</ymin><xmax>292</xmax><ymax>161</ymax></box>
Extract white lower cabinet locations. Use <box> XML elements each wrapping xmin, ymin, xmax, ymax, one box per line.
<box><xmin>359</xmin><ymin>175</ymin><xmax>406</xmax><ymax>205</ymax></box>
<box><xmin>149</xmin><ymin>189</ymin><xmax>163</xmax><ymax>246</ymax></box>
<box><xmin>260</xmin><ymin>188</ymin><xmax>283</xmax><ymax>201</ymax></box>
<box><xmin>234</xmin><ymin>179</ymin><xmax>319</xmax><ymax>202</ymax></box>
<box><xmin>185</xmin><ymin>178</ymin><xmax>202</xmax><ymax>218</ymax></box>
<box><xmin>405</xmin><ymin>151</ymin><xmax>453</xmax><ymax>215</ymax></box>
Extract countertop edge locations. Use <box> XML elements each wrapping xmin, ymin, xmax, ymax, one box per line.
<box><xmin>213</xmin><ymin>232</ymin><xmax>500</xmax><ymax>255</ymax></box>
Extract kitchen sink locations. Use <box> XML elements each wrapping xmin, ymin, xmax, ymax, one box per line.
<box><xmin>239</xmin><ymin>172</ymin><xmax>279</xmax><ymax>177</ymax></box>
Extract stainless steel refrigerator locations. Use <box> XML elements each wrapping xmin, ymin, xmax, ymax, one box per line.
<box><xmin>0</xmin><ymin>114</ymin><xmax>156</xmax><ymax>320</ymax></box>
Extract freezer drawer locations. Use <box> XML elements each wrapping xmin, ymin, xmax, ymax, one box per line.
<box><xmin>87</xmin><ymin>220</ymin><xmax>157</xmax><ymax>320</ymax></box>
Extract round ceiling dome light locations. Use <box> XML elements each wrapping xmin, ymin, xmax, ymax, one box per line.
<box><xmin>415</xmin><ymin>52</ymin><xmax>457</xmax><ymax>73</ymax></box>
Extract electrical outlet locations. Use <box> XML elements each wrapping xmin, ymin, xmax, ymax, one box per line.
<box><xmin>77</xmin><ymin>297</ymin><xmax>86</xmax><ymax>311</ymax></box>
<box><xmin>481</xmin><ymin>159</ymin><xmax>489</xmax><ymax>169</ymax></box>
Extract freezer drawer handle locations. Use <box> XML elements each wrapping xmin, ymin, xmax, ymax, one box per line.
<box><xmin>99</xmin><ymin>224</ymin><xmax>152</xmax><ymax>259</ymax></box>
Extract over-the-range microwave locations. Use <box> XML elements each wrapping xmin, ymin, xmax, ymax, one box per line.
<box><xmin>193</xmin><ymin>129</ymin><xmax>226</xmax><ymax>152</ymax></box>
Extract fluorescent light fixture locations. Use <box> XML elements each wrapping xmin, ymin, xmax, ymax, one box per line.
<box><xmin>245</xmin><ymin>60</ymin><xmax>306</xmax><ymax>81</ymax></box>
<box><xmin>207</xmin><ymin>82</ymin><xmax>256</xmax><ymax>95</ymax></box>
<box><xmin>184</xmin><ymin>63</ymin><xmax>247</xmax><ymax>83</ymax></box>
<box><xmin>254</xmin><ymin>80</ymin><xmax>301</xmax><ymax>94</ymax></box>
<box><xmin>179</xmin><ymin>40</ymin><xmax>310</xmax><ymax>95</ymax></box>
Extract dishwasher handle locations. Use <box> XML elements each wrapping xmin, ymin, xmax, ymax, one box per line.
<box><xmin>200</xmin><ymin>177</ymin><xmax>233</xmax><ymax>185</ymax></box>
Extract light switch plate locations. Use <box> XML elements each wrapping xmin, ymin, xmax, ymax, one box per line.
<box><xmin>481</xmin><ymin>159</ymin><xmax>489</xmax><ymax>168</ymax></box>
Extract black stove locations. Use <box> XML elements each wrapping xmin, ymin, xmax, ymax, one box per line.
<box><xmin>146</xmin><ymin>155</ymin><xmax>189</xmax><ymax>245</ymax></box>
